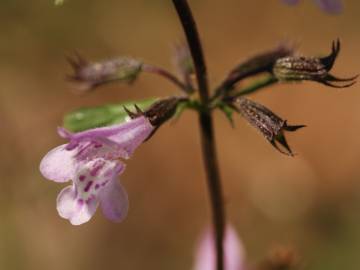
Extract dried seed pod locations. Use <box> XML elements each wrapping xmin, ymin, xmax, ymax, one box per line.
<box><xmin>67</xmin><ymin>53</ymin><xmax>143</xmax><ymax>91</ymax></box>
<box><xmin>228</xmin><ymin>45</ymin><xmax>293</xmax><ymax>81</ymax></box>
<box><xmin>273</xmin><ymin>40</ymin><xmax>357</xmax><ymax>88</ymax></box>
<box><xmin>220</xmin><ymin>45</ymin><xmax>294</xmax><ymax>90</ymax></box>
<box><xmin>232</xmin><ymin>97</ymin><xmax>305</xmax><ymax>156</ymax></box>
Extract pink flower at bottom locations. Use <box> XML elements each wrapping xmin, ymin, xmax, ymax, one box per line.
<box><xmin>194</xmin><ymin>225</ymin><xmax>246</xmax><ymax>270</ymax></box>
<box><xmin>40</xmin><ymin>116</ymin><xmax>154</xmax><ymax>225</ymax></box>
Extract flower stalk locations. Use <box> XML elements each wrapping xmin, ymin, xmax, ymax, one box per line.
<box><xmin>172</xmin><ymin>1</ymin><xmax>225</xmax><ymax>270</ymax></box>
<box><xmin>142</xmin><ymin>64</ymin><xmax>192</xmax><ymax>93</ymax></box>
<box><xmin>228</xmin><ymin>76</ymin><xmax>278</xmax><ymax>99</ymax></box>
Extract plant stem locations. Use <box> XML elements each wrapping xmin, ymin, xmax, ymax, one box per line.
<box><xmin>198</xmin><ymin>111</ymin><xmax>225</xmax><ymax>270</ymax></box>
<box><xmin>172</xmin><ymin>0</ymin><xmax>209</xmax><ymax>101</ymax></box>
<box><xmin>172</xmin><ymin>1</ymin><xmax>225</xmax><ymax>270</ymax></box>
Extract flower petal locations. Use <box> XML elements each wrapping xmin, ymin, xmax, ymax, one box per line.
<box><xmin>194</xmin><ymin>225</ymin><xmax>246</xmax><ymax>270</ymax></box>
<box><xmin>314</xmin><ymin>0</ymin><xmax>342</xmax><ymax>14</ymax></box>
<box><xmin>69</xmin><ymin>116</ymin><xmax>152</xmax><ymax>143</ymax></box>
<box><xmin>63</xmin><ymin>116</ymin><xmax>153</xmax><ymax>158</ymax></box>
<box><xmin>56</xmin><ymin>185</ymin><xmax>99</xmax><ymax>225</ymax></box>
<box><xmin>99</xmin><ymin>180</ymin><xmax>129</xmax><ymax>222</ymax></box>
<box><xmin>74</xmin><ymin>137</ymin><xmax>129</xmax><ymax>161</ymax></box>
<box><xmin>74</xmin><ymin>158</ymin><xmax>125</xmax><ymax>201</ymax></box>
<box><xmin>108</xmin><ymin>117</ymin><xmax>154</xmax><ymax>157</ymax></box>
<box><xmin>40</xmin><ymin>144</ymin><xmax>76</xmax><ymax>182</ymax></box>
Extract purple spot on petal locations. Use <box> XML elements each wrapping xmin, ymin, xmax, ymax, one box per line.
<box><xmin>65</xmin><ymin>141</ymin><xmax>79</xmax><ymax>150</ymax></box>
<box><xmin>90</xmin><ymin>164</ymin><xmax>103</xmax><ymax>176</ymax></box>
<box><xmin>77</xmin><ymin>199</ymin><xmax>84</xmax><ymax>205</ymax></box>
<box><xmin>95</xmin><ymin>184</ymin><xmax>100</xmax><ymax>190</ymax></box>
<box><xmin>101</xmin><ymin>180</ymin><xmax>110</xmax><ymax>187</ymax></box>
<box><xmin>75</xmin><ymin>142</ymin><xmax>92</xmax><ymax>160</ymax></box>
<box><xmin>94</xmin><ymin>143</ymin><xmax>103</xmax><ymax>148</ymax></box>
<box><xmin>84</xmin><ymin>181</ymin><xmax>94</xmax><ymax>192</ymax></box>
<box><xmin>79</xmin><ymin>175</ymin><xmax>86</xmax><ymax>181</ymax></box>
<box><xmin>85</xmin><ymin>197</ymin><xmax>93</xmax><ymax>204</ymax></box>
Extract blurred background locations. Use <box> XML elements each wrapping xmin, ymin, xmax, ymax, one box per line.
<box><xmin>1</xmin><ymin>0</ymin><xmax>360</xmax><ymax>269</ymax></box>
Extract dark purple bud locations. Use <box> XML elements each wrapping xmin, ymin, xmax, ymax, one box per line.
<box><xmin>273</xmin><ymin>40</ymin><xmax>357</xmax><ymax>88</ymax></box>
<box><xmin>124</xmin><ymin>96</ymin><xmax>187</xmax><ymax>128</ymax></box>
<box><xmin>231</xmin><ymin>97</ymin><xmax>305</xmax><ymax>156</ymax></box>
<box><xmin>170</xmin><ymin>42</ymin><xmax>195</xmax><ymax>93</ymax></box>
<box><xmin>215</xmin><ymin>44</ymin><xmax>293</xmax><ymax>98</ymax></box>
<box><xmin>67</xmin><ymin>53</ymin><xmax>143</xmax><ymax>91</ymax></box>
<box><xmin>225</xmin><ymin>45</ymin><xmax>293</xmax><ymax>86</ymax></box>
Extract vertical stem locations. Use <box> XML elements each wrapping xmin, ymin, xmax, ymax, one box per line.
<box><xmin>172</xmin><ymin>1</ymin><xmax>225</xmax><ymax>270</ymax></box>
<box><xmin>198</xmin><ymin>111</ymin><xmax>225</xmax><ymax>270</ymax></box>
<box><xmin>172</xmin><ymin>0</ymin><xmax>209</xmax><ymax>101</ymax></box>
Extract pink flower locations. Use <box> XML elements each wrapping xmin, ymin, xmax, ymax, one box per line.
<box><xmin>194</xmin><ymin>225</ymin><xmax>246</xmax><ymax>270</ymax></box>
<box><xmin>40</xmin><ymin>116</ymin><xmax>154</xmax><ymax>225</ymax></box>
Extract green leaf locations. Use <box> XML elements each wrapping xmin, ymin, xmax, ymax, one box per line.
<box><xmin>218</xmin><ymin>102</ymin><xmax>235</xmax><ymax>127</ymax></box>
<box><xmin>63</xmin><ymin>98</ymin><xmax>157</xmax><ymax>132</ymax></box>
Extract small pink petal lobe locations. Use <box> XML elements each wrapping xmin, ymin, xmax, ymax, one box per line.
<box><xmin>194</xmin><ymin>225</ymin><xmax>246</xmax><ymax>270</ymax></box>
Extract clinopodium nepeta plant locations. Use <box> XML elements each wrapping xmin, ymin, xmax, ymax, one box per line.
<box><xmin>42</xmin><ymin>1</ymin><xmax>356</xmax><ymax>269</ymax></box>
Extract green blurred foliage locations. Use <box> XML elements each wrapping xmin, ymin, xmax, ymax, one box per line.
<box><xmin>63</xmin><ymin>98</ymin><xmax>157</xmax><ymax>132</ymax></box>
<box><xmin>54</xmin><ymin>0</ymin><xmax>65</xmax><ymax>6</ymax></box>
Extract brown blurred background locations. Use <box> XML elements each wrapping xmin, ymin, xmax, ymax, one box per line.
<box><xmin>1</xmin><ymin>0</ymin><xmax>360</xmax><ymax>269</ymax></box>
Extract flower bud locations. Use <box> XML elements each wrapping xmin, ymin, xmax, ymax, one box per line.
<box><xmin>173</xmin><ymin>42</ymin><xmax>194</xmax><ymax>79</ymax></box>
<box><xmin>213</xmin><ymin>45</ymin><xmax>294</xmax><ymax>99</ymax></box>
<box><xmin>273</xmin><ymin>40</ymin><xmax>357</xmax><ymax>88</ymax></box>
<box><xmin>232</xmin><ymin>97</ymin><xmax>305</xmax><ymax>156</ymax></box>
<box><xmin>67</xmin><ymin>54</ymin><xmax>143</xmax><ymax>91</ymax></box>
<box><xmin>222</xmin><ymin>45</ymin><xmax>294</xmax><ymax>89</ymax></box>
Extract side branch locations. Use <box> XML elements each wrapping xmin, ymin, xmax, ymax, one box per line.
<box><xmin>230</xmin><ymin>76</ymin><xmax>278</xmax><ymax>98</ymax></box>
<box><xmin>142</xmin><ymin>64</ymin><xmax>192</xmax><ymax>93</ymax></box>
